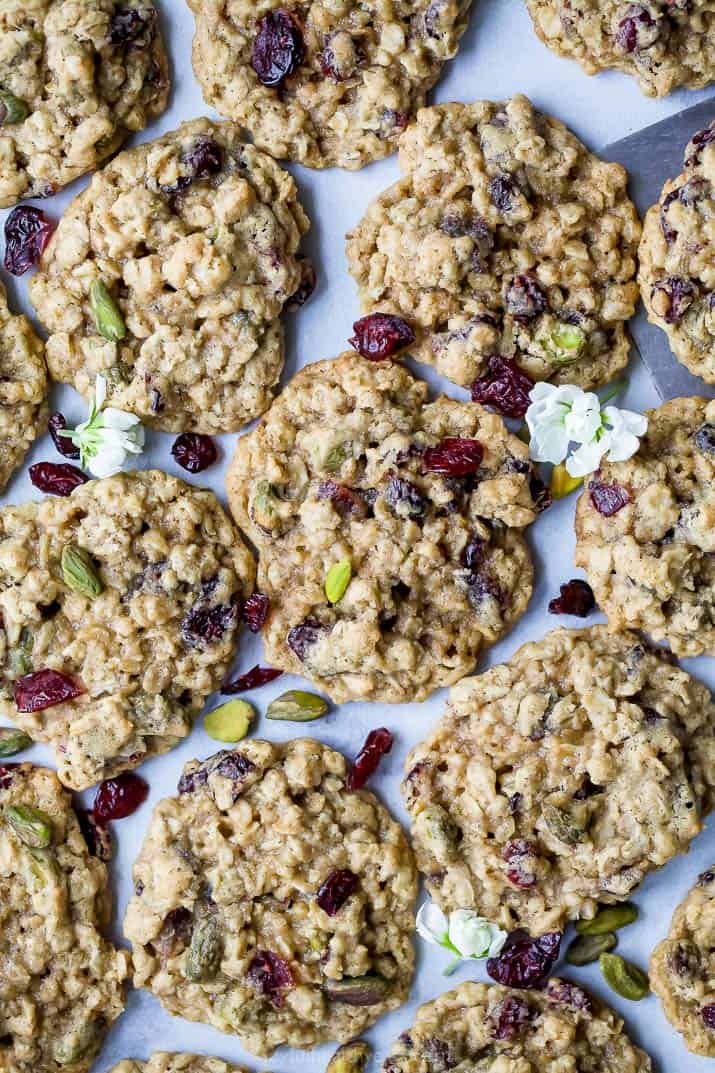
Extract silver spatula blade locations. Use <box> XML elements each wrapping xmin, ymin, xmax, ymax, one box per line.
<box><xmin>603</xmin><ymin>98</ymin><xmax>715</xmax><ymax>401</ymax></box>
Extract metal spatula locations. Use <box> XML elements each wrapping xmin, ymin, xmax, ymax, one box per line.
<box><xmin>602</xmin><ymin>98</ymin><xmax>715</xmax><ymax>400</ymax></box>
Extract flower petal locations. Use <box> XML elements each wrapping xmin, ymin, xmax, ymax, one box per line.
<box><xmin>566</xmin><ymin>435</ymin><xmax>610</xmax><ymax>478</ymax></box>
<box><xmin>416</xmin><ymin>901</ymin><xmax>449</xmax><ymax>946</ymax></box>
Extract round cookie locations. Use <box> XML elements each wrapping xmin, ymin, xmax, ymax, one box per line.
<box><xmin>186</xmin><ymin>0</ymin><xmax>473</xmax><ymax>170</ymax></box>
<box><xmin>525</xmin><ymin>1</ymin><xmax>715</xmax><ymax>99</ymax></box>
<box><xmin>226</xmin><ymin>352</ymin><xmax>542</xmax><ymax>704</ymax></box>
<box><xmin>0</xmin><ymin>281</ymin><xmax>47</xmax><ymax>492</ymax></box>
<box><xmin>0</xmin><ymin>470</ymin><xmax>255</xmax><ymax>790</ymax></box>
<box><xmin>639</xmin><ymin>121</ymin><xmax>715</xmax><ymax>383</ymax></box>
<box><xmin>0</xmin><ymin>0</ymin><xmax>169</xmax><ymax>207</ymax></box>
<box><xmin>403</xmin><ymin>626</ymin><xmax>715</xmax><ymax>936</ymax></box>
<box><xmin>575</xmin><ymin>396</ymin><xmax>715</xmax><ymax>657</ymax></box>
<box><xmin>111</xmin><ymin>1057</ymin><xmax>250</xmax><ymax>1073</ymax></box>
<box><xmin>124</xmin><ymin>738</ymin><xmax>417</xmax><ymax>1057</ymax></box>
<box><xmin>651</xmin><ymin>867</ymin><xmax>715</xmax><ymax>1056</ymax></box>
<box><xmin>381</xmin><ymin>979</ymin><xmax>652</xmax><ymax>1072</ymax></box>
<box><xmin>29</xmin><ymin>119</ymin><xmax>311</xmax><ymax>433</ymax></box>
<box><xmin>346</xmin><ymin>95</ymin><xmax>640</xmax><ymax>392</ymax></box>
<box><xmin>0</xmin><ymin>763</ymin><xmax>130</xmax><ymax>1073</ymax></box>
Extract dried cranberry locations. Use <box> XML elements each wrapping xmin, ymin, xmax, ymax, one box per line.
<box><xmin>76</xmin><ymin>809</ymin><xmax>112</xmax><ymax>861</ymax></box>
<box><xmin>317</xmin><ymin>480</ymin><xmax>367</xmax><ymax>517</ymax></box>
<box><xmin>471</xmin><ymin>355</ymin><xmax>534</xmax><ymax>419</ymax></box>
<box><xmin>548</xmin><ymin>579</ymin><xmax>595</xmax><ymax>617</ymax></box>
<box><xmin>349</xmin><ymin>313</ymin><xmax>415</xmax><ymax>361</ymax></box>
<box><xmin>423</xmin><ymin>437</ymin><xmax>483</xmax><ymax>476</ymax></box>
<box><xmin>94</xmin><ymin>772</ymin><xmax>149</xmax><ymax>822</ymax></box>
<box><xmin>223</xmin><ymin>665</ymin><xmax>283</xmax><ymax>693</ymax></box>
<box><xmin>248</xmin><ymin>950</ymin><xmax>293</xmax><ymax>1006</ymax></box>
<box><xmin>545</xmin><ymin>980</ymin><xmax>592</xmax><ymax>1012</ymax></box>
<box><xmin>4</xmin><ymin>206</ymin><xmax>55</xmax><ymax>275</ymax></box>
<box><xmin>155</xmin><ymin>907</ymin><xmax>193</xmax><ymax>958</ymax></box>
<box><xmin>421</xmin><ymin>1039</ymin><xmax>454</xmax><ymax>1068</ymax></box>
<box><xmin>171</xmin><ymin>433</ymin><xmax>218</xmax><ymax>473</ymax></box>
<box><xmin>573</xmin><ymin>776</ymin><xmax>603</xmax><ymax>800</ymax></box>
<box><xmin>687</xmin><ymin>125</ymin><xmax>715</xmax><ymax>166</ymax></box>
<box><xmin>150</xmin><ymin>387</ymin><xmax>165</xmax><ymax>413</ymax></box>
<box><xmin>384</xmin><ymin>477</ymin><xmax>425</xmax><ymax>519</ymax></box>
<box><xmin>177</xmin><ymin>768</ymin><xmax>208</xmax><ymax>795</ymax></box>
<box><xmin>486</xmin><ymin>930</ymin><xmax>561</xmax><ymax>989</ymax></box>
<box><xmin>509</xmin><ymin>792</ymin><xmax>523</xmax><ymax>813</ymax></box>
<box><xmin>243</xmin><ymin>593</ymin><xmax>270</xmax><ymax>632</ymax></box>
<box><xmin>694</xmin><ymin>423</ymin><xmax>715</xmax><ymax>453</ymax></box>
<box><xmin>491</xmin><ymin>995</ymin><xmax>532</xmax><ymax>1040</ymax></box>
<box><xmin>502</xmin><ymin>839</ymin><xmax>538</xmax><ymax>889</ymax></box>
<box><xmin>252</xmin><ymin>9</ymin><xmax>305</xmax><ymax>87</ymax></box>
<box><xmin>463</xmin><ymin>535</ymin><xmax>486</xmax><ymax>571</ymax></box>
<box><xmin>505</xmin><ymin>276</ymin><xmax>548</xmax><ymax>322</ymax></box>
<box><xmin>13</xmin><ymin>669</ymin><xmax>83</xmax><ymax>713</ymax></box>
<box><xmin>316</xmin><ymin>869</ymin><xmax>359</xmax><ymax>915</ymax></box>
<box><xmin>529</xmin><ymin>472</ymin><xmax>552</xmax><ymax>512</ymax></box>
<box><xmin>215</xmin><ymin>752</ymin><xmax>255</xmax><ymax>783</ymax></box>
<box><xmin>700</xmin><ymin>870</ymin><xmax>715</xmax><ymax>885</ymax></box>
<box><xmin>489</xmin><ymin>174</ymin><xmax>516</xmax><ymax>214</ymax></box>
<box><xmin>702</xmin><ymin>1004</ymin><xmax>715</xmax><ymax>1029</ymax></box>
<box><xmin>652</xmin><ymin>276</ymin><xmax>697</xmax><ymax>324</ymax></box>
<box><xmin>184</xmin><ymin>137</ymin><xmax>223</xmax><ymax>179</ymax></box>
<box><xmin>0</xmin><ymin>764</ymin><xmax>17</xmax><ymax>789</ymax></box>
<box><xmin>286</xmin><ymin>260</ymin><xmax>316</xmax><ymax>311</ymax></box>
<box><xmin>287</xmin><ymin>619</ymin><xmax>328</xmax><ymax>662</ymax></box>
<box><xmin>109</xmin><ymin>7</ymin><xmax>154</xmax><ymax>44</ymax></box>
<box><xmin>615</xmin><ymin>5</ymin><xmax>659</xmax><ymax>52</ymax></box>
<box><xmin>347</xmin><ymin>728</ymin><xmax>393</xmax><ymax>791</ymax></box>
<box><xmin>29</xmin><ymin>462</ymin><xmax>88</xmax><ymax>496</ymax></box>
<box><xmin>660</xmin><ymin>189</ymin><xmax>680</xmax><ymax>244</ymax></box>
<box><xmin>589</xmin><ymin>479</ymin><xmax>630</xmax><ymax>516</ymax></box>
<box><xmin>467</xmin><ymin>572</ymin><xmax>505</xmax><ymax>612</ymax></box>
<box><xmin>181</xmin><ymin>602</ymin><xmax>239</xmax><ymax>647</ymax></box>
<box><xmin>47</xmin><ymin>413</ymin><xmax>80</xmax><ymax>459</ymax></box>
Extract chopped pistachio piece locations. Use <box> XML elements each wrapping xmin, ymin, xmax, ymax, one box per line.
<box><xmin>547</xmin><ymin>322</ymin><xmax>586</xmax><ymax>364</ymax></box>
<box><xmin>204</xmin><ymin>699</ymin><xmax>254</xmax><ymax>742</ymax></box>
<box><xmin>267</xmin><ymin>690</ymin><xmax>329</xmax><ymax>721</ymax></box>
<box><xmin>600</xmin><ymin>952</ymin><xmax>649</xmax><ymax>1000</ymax></box>
<box><xmin>323</xmin><ymin>973</ymin><xmax>390</xmax><ymax>1006</ymax></box>
<box><xmin>0</xmin><ymin>727</ymin><xmax>32</xmax><ymax>757</ymax></box>
<box><xmin>52</xmin><ymin>1019</ymin><xmax>101</xmax><ymax>1065</ymax></box>
<box><xmin>566</xmin><ymin>931</ymin><xmax>617</xmax><ymax>966</ymax></box>
<box><xmin>0</xmin><ymin>90</ymin><xmax>29</xmax><ymax>125</ymax></box>
<box><xmin>89</xmin><ymin>280</ymin><xmax>126</xmax><ymax>342</ymax></box>
<box><xmin>542</xmin><ymin>802</ymin><xmax>585</xmax><ymax>844</ymax></box>
<box><xmin>61</xmin><ymin>545</ymin><xmax>103</xmax><ymax>598</ymax></box>
<box><xmin>325</xmin><ymin>557</ymin><xmax>352</xmax><ymax>604</ymax></box>
<box><xmin>185</xmin><ymin>914</ymin><xmax>223</xmax><ymax>981</ymax></box>
<box><xmin>4</xmin><ymin>803</ymin><xmax>53</xmax><ymax>848</ymax></box>
<box><xmin>326</xmin><ymin>1041</ymin><xmax>371</xmax><ymax>1073</ymax></box>
<box><xmin>550</xmin><ymin>462</ymin><xmax>584</xmax><ymax>499</ymax></box>
<box><xmin>576</xmin><ymin>903</ymin><xmax>638</xmax><ymax>935</ymax></box>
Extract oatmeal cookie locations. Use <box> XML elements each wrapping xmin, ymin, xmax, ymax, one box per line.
<box><xmin>111</xmin><ymin>1057</ymin><xmax>250</xmax><ymax>1073</ymax></box>
<box><xmin>0</xmin><ymin>0</ymin><xmax>169</xmax><ymax>207</ymax></box>
<box><xmin>639</xmin><ymin>122</ymin><xmax>715</xmax><ymax>383</ymax></box>
<box><xmin>186</xmin><ymin>0</ymin><xmax>472</xmax><ymax>170</ymax></box>
<box><xmin>30</xmin><ymin>119</ymin><xmax>311</xmax><ymax>433</ymax></box>
<box><xmin>346</xmin><ymin>95</ymin><xmax>640</xmax><ymax>392</ymax></box>
<box><xmin>0</xmin><ymin>281</ymin><xmax>47</xmax><ymax>492</ymax></box>
<box><xmin>525</xmin><ymin>1</ymin><xmax>715</xmax><ymax>98</ymax></box>
<box><xmin>124</xmin><ymin>738</ymin><xmax>417</xmax><ymax>1057</ymax></box>
<box><xmin>0</xmin><ymin>763</ymin><xmax>130</xmax><ymax>1073</ymax></box>
<box><xmin>226</xmin><ymin>352</ymin><xmax>542</xmax><ymax>704</ymax></box>
<box><xmin>0</xmin><ymin>470</ymin><xmax>255</xmax><ymax>790</ymax></box>
<box><xmin>403</xmin><ymin>626</ymin><xmax>715</xmax><ymax>936</ymax></box>
<box><xmin>575</xmin><ymin>396</ymin><xmax>715</xmax><ymax>657</ymax></box>
<box><xmin>381</xmin><ymin>979</ymin><xmax>652</xmax><ymax>1072</ymax></box>
<box><xmin>651</xmin><ymin>867</ymin><xmax>715</xmax><ymax>1056</ymax></box>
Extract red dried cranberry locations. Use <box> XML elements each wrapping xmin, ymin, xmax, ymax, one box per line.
<box><xmin>177</xmin><ymin>768</ymin><xmax>208</xmax><ymax>794</ymax></box>
<box><xmin>508</xmin><ymin>792</ymin><xmax>523</xmax><ymax>813</ymax></box>
<box><xmin>181</xmin><ymin>602</ymin><xmax>239</xmax><ymax>647</ymax></box>
<box><xmin>215</xmin><ymin>752</ymin><xmax>256</xmax><ymax>783</ymax></box>
<box><xmin>463</xmin><ymin>535</ymin><xmax>486</xmax><ymax>571</ymax></box>
<box><xmin>155</xmin><ymin>907</ymin><xmax>193</xmax><ymax>958</ymax></box>
<box><xmin>491</xmin><ymin>995</ymin><xmax>532</xmax><ymax>1040</ymax></box>
<box><xmin>252</xmin><ymin>9</ymin><xmax>305</xmax><ymax>87</ymax></box>
<box><xmin>660</xmin><ymin>188</ymin><xmax>680</xmax><ymax>244</ymax></box>
<box><xmin>109</xmin><ymin>7</ymin><xmax>154</xmax><ymax>44</ymax></box>
<box><xmin>502</xmin><ymin>839</ymin><xmax>538</xmax><ymax>889</ymax></box>
<box><xmin>48</xmin><ymin>413</ymin><xmax>80</xmax><ymax>459</ymax></box>
<box><xmin>471</xmin><ymin>355</ymin><xmax>534</xmax><ymax>419</ymax></box>
<box><xmin>94</xmin><ymin>772</ymin><xmax>149</xmax><ymax>822</ymax></box>
<box><xmin>349</xmin><ymin>313</ymin><xmax>415</xmax><ymax>361</ymax></box>
<box><xmin>316</xmin><ymin>869</ymin><xmax>359</xmax><ymax>915</ymax></box>
<box><xmin>0</xmin><ymin>764</ymin><xmax>17</xmax><ymax>789</ymax></box>
<box><xmin>29</xmin><ymin>462</ymin><xmax>88</xmax><ymax>496</ymax></box>
<box><xmin>548</xmin><ymin>579</ymin><xmax>595</xmax><ymax>617</ymax></box>
<box><xmin>223</xmin><ymin>665</ymin><xmax>283</xmax><ymax>693</ymax></box>
<box><xmin>529</xmin><ymin>472</ymin><xmax>552</xmax><ymax>512</ymax></box>
<box><xmin>489</xmin><ymin>174</ymin><xmax>516</xmax><ymax>213</ymax></box>
<box><xmin>700</xmin><ymin>870</ymin><xmax>715</xmax><ymax>885</ymax></box>
<box><xmin>347</xmin><ymin>728</ymin><xmax>393</xmax><ymax>791</ymax></box>
<box><xmin>694</xmin><ymin>423</ymin><xmax>715</xmax><ymax>453</ymax></box>
<box><xmin>505</xmin><ymin>276</ymin><xmax>548</xmax><ymax>322</ymax></box>
<box><xmin>317</xmin><ymin>480</ymin><xmax>367</xmax><ymax>517</ymax></box>
<box><xmin>545</xmin><ymin>980</ymin><xmax>592</xmax><ymax>1012</ymax></box>
<box><xmin>286</xmin><ymin>260</ymin><xmax>316</xmax><ymax>311</ymax></box>
<box><xmin>384</xmin><ymin>477</ymin><xmax>425</xmax><ymax>519</ymax></box>
<box><xmin>171</xmin><ymin>432</ymin><xmax>218</xmax><ymax>473</ymax></box>
<box><xmin>248</xmin><ymin>950</ymin><xmax>293</xmax><ymax>1006</ymax></box>
<box><xmin>467</xmin><ymin>572</ymin><xmax>504</xmax><ymax>612</ymax></box>
<box><xmin>287</xmin><ymin>619</ymin><xmax>328</xmax><ymax>662</ymax></box>
<box><xmin>652</xmin><ymin>276</ymin><xmax>697</xmax><ymax>324</ymax></box>
<box><xmin>13</xmin><ymin>669</ymin><xmax>83</xmax><ymax>713</ymax></box>
<box><xmin>76</xmin><ymin>809</ymin><xmax>112</xmax><ymax>861</ymax></box>
<box><xmin>242</xmin><ymin>593</ymin><xmax>270</xmax><ymax>633</ymax></box>
<box><xmin>4</xmin><ymin>206</ymin><xmax>55</xmax><ymax>275</ymax></box>
<box><xmin>423</xmin><ymin>437</ymin><xmax>483</xmax><ymax>476</ymax></box>
<box><xmin>420</xmin><ymin>1039</ymin><xmax>454</xmax><ymax>1067</ymax></box>
<box><xmin>589</xmin><ymin>479</ymin><xmax>630</xmax><ymax>516</ymax></box>
<box><xmin>184</xmin><ymin>137</ymin><xmax>223</xmax><ymax>179</ymax></box>
<box><xmin>486</xmin><ymin>930</ymin><xmax>561</xmax><ymax>989</ymax></box>
<box><xmin>687</xmin><ymin>125</ymin><xmax>715</xmax><ymax>166</ymax></box>
<box><xmin>615</xmin><ymin>4</ymin><xmax>659</xmax><ymax>51</ymax></box>
<box><xmin>703</xmin><ymin>1004</ymin><xmax>715</xmax><ymax>1029</ymax></box>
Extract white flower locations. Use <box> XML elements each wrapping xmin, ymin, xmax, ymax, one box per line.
<box><xmin>60</xmin><ymin>375</ymin><xmax>145</xmax><ymax>479</ymax></box>
<box><xmin>416</xmin><ymin>901</ymin><xmax>507</xmax><ymax>965</ymax></box>
<box><xmin>601</xmin><ymin>406</ymin><xmax>648</xmax><ymax>463</ymax></box>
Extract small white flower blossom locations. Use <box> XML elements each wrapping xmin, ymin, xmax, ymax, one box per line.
<box><xmin>416</xmin><ymin>901</ymin><xmax>507</xmax><ymax>967</ymax></box>
<box><xmin>60</xmin><ymin>375</ymin><xmax>145</xmax><ymax>478</ymax></box>
<box><xmin>601</xmin><ymin>406</ymin><xmax>648</xmax><ymax>463</ymax></box>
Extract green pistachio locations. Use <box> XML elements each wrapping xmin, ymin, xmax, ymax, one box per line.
<box><xmin>576</xmin><ymin>903</ymin><xmax>638</xmax><ymax>935</ymax></box>
<box><xmin>0</xmin><ymin>728</ymin><xmax>32</xmax><ymax>757</ymax></box>
<box><xmin>25</xmin><ymin>848</ymin><xmax>61</xmax><ymax>888</ymax></box>
<box><xmin>61</xmin><ymin>545</ymin><xmax>103</xmax><ymax>598</ymax></box>
<box><xmin>0</xmin><ymin>90</ymin><xmax>29</xmax><ymax>125</ymax></box>
<box><xmin>323</xmin><ymin>974</ymin><xmax>390</xmax><ymax>1006</ymax></box>
<box><xmin>550</xmin><ymin>462</ymin><xmax>584</xmax><ymax>499</ymax></box>
<box><xmin>542</xmin><ymin>803</ymin><xmax>586</xmax><ymax>845</ymax></box>
<box><xmin>326</xmin><ymin>1041</ymin><xmax>372</xmax><ymax>1073</ymax></box>
<box><xmin>325</xmin><ymin>558</ymin><xmax>352</xmax><ymax>604</ymax></box>
<box><xmin>4</xmin><ymin>804</ymin><xmax>53</xmax><ymax>848</ymax></box>
<box><xmin>185</xmin><ymin>914</ymin><xmax>223</xmax><ymax>981</ymax></box>
<box><xmin>266</xmin><ymin>690</ymin><xmax>329</xmax><ymax>722</ymax></box>
<box><xmin>566</xmin><ymin>931</ymin><xmax>617</xmax><ymax>966</ymax></box>
<box><xmin>414</xmin><ymin>805</ymin><xmax>459</xmax><ymax>862</ymax></box>
<box><xmin>204</xmin><ymin>699</ymin><xmax>254</xmax><ymax>742</ymax></box>
<box><xmin>52</xmin><ymin>1020</ymin><xmax>101</xmax><ymax>1065</ymax></box>
<box><xmin>89</xmin><ymin>280</ymin><xmax>126</xmax><ymax>342</ymax></box>
<box><xmin>8</xmin><ymin>627</ymin><xmax>34</xmax><ymax>678</ymax></box>
<box><xmin>252</xmin><ymin>480</ymin><xmax>280</xmax><ymax>531</ymax></box>
<box><xmin>547</xmin><ymin>322</ymin><xmax>586</xmax><ymax>364</ymax></box>
<box><xmin>599</xmin><ymin>952</ymin><xmax>649</xmax><ymax>1000</ymax></box>
<box><xmin>325</xmin><ymin>445</ymin><xmax>350</xmax><ymax>472</ymax></box>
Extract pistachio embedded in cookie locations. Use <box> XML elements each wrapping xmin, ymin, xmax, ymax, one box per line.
<box><xmin>639</xmin><ymin>122</ymin><xmax>715</xmax><ymax>383</ymax></box>
<box><xmin>0</xmin><ymin>763</ymin><xmax>130</xmax><ymax>1073</ymax></box>
<box><xmin>403</xmin><ymin>626</ymin><xmax>715</xmax><ymax>936</ymax></box>
<box><xmin>123</xmin><ymin>739</ymin><xmax>417</xmax><ymax>1056</ymax></box>
<box><xmin>575</xmin><ymin>396</ymin><xmax>715</xmax><ymax>656</ymax></box>
<box><xmin>186</xmin><ymin>0</ymin><xmax>473</xmax><ymax>170</ymax></box>
<box><xmin>0</xmin><ymin>470</ymin><xmax>255</xmax><ymax>789</ymax></box>
<box><xmin>346</xmin><ymin>95</ymin><xmax>641</xmax><ymax>394</ymax></box>
<box><xmin>110</xmin><ymin>1056</ymin><xmax>251</xmax><ymax>1073</ymax></box>
<box><xmin>651</xmin><ymin>867</ymin><xmax>715</xmax><ymax>1056</ymax></box>
<box><xmin>0</xmin><ymin>281</ymin><xmax>47</xmax><ymax>492</ymax></box>
<box><xmin>226</xmin><ymin>352</ymin><xmax>542</xmax><ymax>704</ymax></box>
<box><xmin>0</xmin><ymin>0</ymin><xmax>169</xmax><ymax>207</ymax></box>
<box><xmin>381</xmin><ymin>979</ymin><xmax>652</xmax><ymax>1072</ymax></box>
<box><xmin>29</xmin><ymin>119</ymin><xmax>311</xmax><ymax>433</ymax></box>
